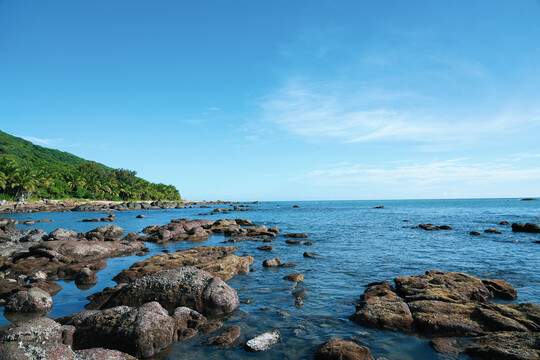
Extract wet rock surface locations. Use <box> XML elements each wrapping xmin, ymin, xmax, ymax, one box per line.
<box><xmin>112</xmin><ymin>245</ymin><xmax>254</xmax><ymax>283</ymax></box>
<box><xmin>4</xmin><ymin>287</ymin><xmax>53</xmax><ymax>313</ymax></box>
<box><xmin>206</xmin><ymin>326</ymin><xmax>241</xmax><ymax>347</ymax></box>
<box><xmin>351</xmin><ymin>271</ymin><xmax>540</xmax><ymax>359</ymax></box>
<box><xmin>86</xmin><ymin>267</ymin><xmax>240</xmax><ymax>315</ymax></box>
<box><xmin>314</xmin><ymin>338</ymin><xmax>374</xmax><ymax>360</ymax></box>
<box><xmin>244</xmin><ymin>329</ymin><xmax>281</xmax><ymax>352</ymax></box>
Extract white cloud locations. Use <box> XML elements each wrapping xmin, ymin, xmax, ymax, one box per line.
<box><xmin>20</xmin><ymin>136</ymin><xmax>61</xmax><ymax>146</ymax></box>
<box><xmin>257</xmin><ymin>79</ymin><xmax>540</xmax><ymax>147</ymax></box>
<box><xmin>296</xmin><ymin>159</ymin><xmax>540</xmax><ymax>187</ymax></box>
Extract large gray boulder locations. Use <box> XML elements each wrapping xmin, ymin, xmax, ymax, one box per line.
<box><xmin>85</xmin><ymin>225</ymin><xmax>124</xmax><ymax>241</ymax></box>
<box><xmin>4</xmin><ymin>287</ymin><xmax>53</xmax><ymax>313</ymax></box>
<box><xmin>86</xmin><ymin>267</ymin><xmax>239</xmax><ymax>315</ymax></box>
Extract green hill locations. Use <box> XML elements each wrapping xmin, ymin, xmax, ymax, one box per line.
<box><xmin>0</xmin><ymin>130</ymin><xmax>181</xmax><ymax>201</ymax></box>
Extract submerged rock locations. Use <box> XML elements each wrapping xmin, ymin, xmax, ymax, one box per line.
<box><xmin>206</xmin><ymin>326</ymin><xmax>241</xmax><ymax>347</ymax></box>
<box><xmin>512</xmin><ymin>223</ymin><xmax>540</xmax><ymax>233</ymax></box>
<box><xmin>314</xmin><ymin>338</ymin><xmax>374</xmax><ymax>360</ymax></box>
<box><xmin>244</xmin><ymin>330</ymin><xmax>281</xmax><ymax>352</ymax></box>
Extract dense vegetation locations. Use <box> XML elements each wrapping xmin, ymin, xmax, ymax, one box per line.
<box><xmin>0</xmin><ymin>130</ymin><xmax>181</xmax><ymax>201</ymax></box>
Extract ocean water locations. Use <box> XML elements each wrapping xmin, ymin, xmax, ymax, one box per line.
<box><xmin>1</xmin><ymin>199</ymin><xmax>539</xmax><ymax>359</ymax></box>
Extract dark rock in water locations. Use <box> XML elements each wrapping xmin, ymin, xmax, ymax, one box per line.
<box><xmin>281</xmin><ymin>262</ymin><xmax>297</xmax><ymax>267</ymax></box>
<box><xmin>520</xmin><ymin>198</ymin><xmax>537</xmax><ymax>201</ymax></box>
<box><xmin>413</xmin><ymin>224</ymin><xmax>452</xmax><ymax>231</ymax></box>
<box><xmin>295</xmin><ymin>297</ymin><xmax>303</xmax><ymax>308</ymax></box>
<box><xmin>235</xmin><ymin>218</ymin><xmax>253</xmax><ymax>226</ymax></box>
<box><xmin>85</xmin><ymin>224</ymin><xmax>124</xmax><ymax>241</ymax></box>
<box><xmin>172</xmin><ymin>306</ymin><xmax>207</xmax><ymax>341</ymax></box>
<box><xmin>59</xmin><ymin>302</ymin><xmax>175</xmax><ymax>358</ymax></box>
<box><xmin>136</xmin><ymin>214</ymin><xmax>146</xmax><ymax>218</ymax></box>
<box><xmin>262</xmin><ymin>257</ymin><xmax>281</xmax><ymax>267</ymax></box>
<box><xmin>374</xmin><ymin>206</ymin><xmax>385</xmax><ymax>209</ymax></box>
<box><xmin>304</xmin><ymin>241</ymin><xmax>314</xmax><ymax>245</ymax></box>
<box><xmin>124</xmin><ymin>232</ymin><xmax>139</xmax><ymax>241</ymax></box>
<box><xmin>75</xmin><ymin>268</ymin><xmax>98</xmax><ymax>286</ymax></box>
<box><xmin>206</xmin><ymin>326</ymin><xmax>241</xmax><ymax>347</ymax></box>
<box><xmin>86</xmin><ymin>267</ymin><xmax>239</xmax><ymax>316</ymax></box>
<box><xmin>481</xmin><ymin>279</ymin><xmax>518</xmax><ymax>300</ymax></box>
<box><xmin>200</xmin><ymin>321</ymin><xmax>223</xmax><ymax>334</ymax></box>
<box><xmin>284</xmin><ymin>233</ymin><xmax>309</xmax><ymax>238</ymax></box>
<box><xmin>257</xmin><ymin>245</ymin><xmax>274</xmax><ymax>251</ymax></box>
<box><xmin>112</xmin><ymin>246</ymin><xmax>253</xmax><ymax>283</ymax></box>
<box><xmin>314</xmin><ymin>338</ymin><xmax>374</xmax><ymax>360</ymax></box>
<box><xmin>512</xmin><ymin>222</ymin><xmax>540</xmax><ymax>233</ymax></box>
<box><xmin>429</xmin><ymin>338</ymin><xmax>462</xmax><ymax>355</ymax></box>
<box><xmin>470</xmin><ymin>231</ymin><xmax>482</xmax><ymax>236</ymax></box>
<box><xmin>244</xmin><ymin>330</ymin><xmax>281</xmax><ymax>352</ymax></box>
<box><xmin>286</xmin><ymin>239</ymin><xmax>303</xmax><ymax>245</ymax></box>
<box><xmin>303</xmin><ymin>252</ymin><xmax>318</xmax><ymax>258</ymax></box>
<box><xmin>293</xmin><ymin>205</ymin><xmax>300</xmax><ymax>208</ymax></box>
<box><xmin>4</xmin><ymin>287</ymin><xmax>53</xmax><ymax>313</ymax></box>
<box><xmin>485</xmin><ymin>228</ymin><xmax>502</xmax><ymax>234</ymax></box>
<box><xmin>268</xmin><ymin>226</ymin><xmax>280</xmax><ymax>234</ymax></box>
<box><xmin>499</xmin><ymin>221</ymin><xmax>510</xmax><ymax>225</ymax></box>
<box><xmin>82</xmin><ymin>213</ymin><xmax>115</xmax><ymax>223</ymax></box>
<box><xmin>283</xmin><ymin>273</ymin><xmax>304</xmax><ymax>282</ymax></box>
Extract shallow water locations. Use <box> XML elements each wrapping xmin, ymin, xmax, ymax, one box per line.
<box><xmin>2</xmin><ymin>199</ymin><xmax>539</xmax><ymax>359</ymax></box>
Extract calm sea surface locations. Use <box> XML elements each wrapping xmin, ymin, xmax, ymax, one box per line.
<box><xmin>2</xmin><ymin>199</ymin><xmax>539</xmax><ymax>359</ymax></box>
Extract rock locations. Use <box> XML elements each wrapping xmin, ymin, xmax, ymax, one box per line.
<box><xmin>413</xmin><ymin>224</ymin><xmax>452</xmax><ymax>231</ymax></box>
<box><xmin>470</xmin><ymin>231</ymin><xmax>482</xmax><ymax>236</ymax></box>
<box><xmin>235</xmin><ymin>218</ymin><xmax>253</xmax><ymax>226</ymax></box>
<box><xmin>499</xmin><ymin>221</ymin><xmax>511</xmax><ymax>225</ymax></box>
<box><xmin>350</xmin><ymin>282</ymin><xmax>414</xmax><ymax>333</ymax></box>
<box><xmin>172</xmin><ymin>306</ymin><xmax>207</xmax><ymax>341</ymax></box>
<box><xmin>485</xmin><ymin>228</ymin><xmax>502</xmax><ymax>234</ymax></box>
<box><xmin>4</xmin><ymin>287</ymin><xmax>53</xmax><ymax>313</ymax></box>
<box><xmin>112</xmin><ymin>246</ymin><xmax>253</xmax><ymax>283</ymax></box>
<box><xmin>314</xmin><ymin>338</ymin><xmax>374</xmax><ymax>360</ymax></box>
<box><xmin>466</xmin><ymin>331</ymin><xmax>539</xmax><ymax>360</ymax></box>
<box><xmin>303</xmin><ymin>252</ymin><xmax>318</xmax><ymax>258</ymax></box>
<box><xmin>76</xmin><ymin>348</ymin><xmax>137</xmax><ymax>360</ymax></box>
<box><xmin>374</xmin><ymin>206</ymin><xmax>385</xmax><ymax>209</ymax></box>
<box><xmin>59</xmin><ymin>302</ymin><xmax>175</xmax><ymax>359</ymax></box>
<box><xmin>293</xmin><ymin>205</ymin><xmax>300</xmax><ymax>208</ymax></box>
<box><xmin>284</xmin><ymin>233</ymin><xmax>309</xmax><ymax>238</ymax></box>
<box><xmin>86</xmin><ymin>225</ymin><xmax>124</xmax><ymax>241</ymax></box>
<box><xmin>48</xmin><ymin>228</ymin><xmax>78</xmax><ymax>241</ymax></box>
<box><xmin>281</xmin><ymin>262</ymin><xmax>297</xmax><ymax>267</ymax></box>
<box><xmin>206</xmin><ymin>326</ymin><xmax>241</xmax><ymax>347</ymax></box>
<box><xmin>257</xmin><ymin>245</ymin><xmax>274</xmax><ymax>251</ymax></box>
<box><xmin>286</xmin><ymin>239</ymin><xmax>303</xmax><ymax>245</ymax></box>
<box><xmin>82</xmin><ymin>213</ymin><xmax>116</xmax><ymax>223</ymax></box>
<box><xmin>283</xmin><ymin>273</ymin><xmax>304</xmax><ymax>282</ymax></box>
<box><xmin>429</xmin><ymin>338</ymin><xmax>462</xmax><ymax>355</ymax></box>
<box><xmin>75</xmin><ymin>268</ymin><xmax>98</xmax><ymax>285</ymax></box>
<box><xmin>20</xmin><ymin>228</ymin><xmax>48</xmax><ymax>242</ymax></box>
<box><xmin>482</xmin><ymin>279</ymin><xmax>518</xmax><ymax>300</ymax></box>
<box><xmin>0</xmin><ymin>317</ymin><xmax>64</xmax><ymax>344</ymax></box>
<box><xmin>86</xmin><ymin>267</ymin><xmax>239</xmax><ymax>316</ymax></box>
<box><xmin>244</xmin><ymin>330</ymin><xmax>281</xmax><ymax>352</ymax></box>
<box><xmin>295</xmin><ymin>297</ymin><xmax>303</xmax><ymax>308</ymax></box>
<box><xmin>28</xmin><ymin>270</ymin><xmax>47</xmax><ymax>283</ymax></box>
<box><xmin>200</xmin><ymin>321</ymin><xmax>223</xmax><ymax>334</ymax></box>
<box><xmin>262</xmin><ymin>258</ymin><xmax>281</xmax><ymax>268</ymax></box>
<box><xmin>136</xmin><ymin>214</ymin><xmax>146</xmax><ymax>218</ymax></box>
<box><xmin>512</xmin><ymin>223</ymin><xmax>540</xmax><ymax>233</ymax></box>
<box><xmin>268</xmin><ymin>226</ymin><xmax>280</xmax><ymax>234</ymax></box>
<box><xmin>304</xmin><ymin>241</ymin><xmax>313</xmax><ymax>245</ymax></box>
<box><xmin>0</xmin><ymin>341</ymin><xmax>77</xmax><ymax>360</ymax></box>
<box><xmin>124</xmin><ymin>232</ymin><xmax>139</xmax><ymax>241</ymax></box>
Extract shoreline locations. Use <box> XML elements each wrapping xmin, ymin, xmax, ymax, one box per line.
<box><xmin>0</xmin><ymin>199</ymin><xmax>254</xmax><ymax>215</ymax></box>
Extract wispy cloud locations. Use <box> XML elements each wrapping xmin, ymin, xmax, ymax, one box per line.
<box><xmin>296</xmin><ymin>159</ymin><xmax>540</xmax><ymax>187</ymax></box>
<box><xmin>20</xmin><ymin>136</ymin><xmax>62</xmax><ymax>146</ymax></box>
<box><xmin>257</xmin><ymin>79</ymin><xmax>540</xmax><ymax>148</ymax></box>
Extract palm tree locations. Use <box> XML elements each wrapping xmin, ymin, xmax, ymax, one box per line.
<box><xmin>0</xmin><ymin>171</ymin><xmax>6</xmax><ymax>190</ymax></box>
<box><xmin>11</xmin><ymin>167</ymin><xmax>38</xmax><ymax>197</ymax></box>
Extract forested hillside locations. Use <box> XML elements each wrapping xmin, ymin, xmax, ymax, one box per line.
<box><xmin>0</xmin><ymin>130</ymin><xmax>181</xmax><ymax>201</ymax></box>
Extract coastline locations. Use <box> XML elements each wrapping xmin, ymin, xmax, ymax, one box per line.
<box><xmin>0</xmin><ymin>199</ymin><xmax>250</xmax><ymax>215</ymax></box>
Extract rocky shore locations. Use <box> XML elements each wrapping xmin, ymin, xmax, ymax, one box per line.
<box><xmin>0</xmin><ymin>199</ymin><xmax>256</xmax><ymax>214</ymax></box>
<box><xmin>0</xmin><ymin>210</ymin><xmax>539</xmax><ymax>359</ymax></box>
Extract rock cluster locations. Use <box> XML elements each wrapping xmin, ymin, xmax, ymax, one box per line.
<box><xmin>512</xmin><ymin>222</ymin><xmax>540</xmax><ymax>233</ymax></box>
<box><xmin>411</xmin><ymin>224</ymin><xmax>452</xmax><ymax>230</ymax></box>
<box><xmin>351</xmin><ymin>270</ymin><xmax>539</xmax><ymax>359</ymax></box>
<box><xmin>112</xmin><ymin>246</ymin><xmax>254</xmax><ymax>283</ymax></box>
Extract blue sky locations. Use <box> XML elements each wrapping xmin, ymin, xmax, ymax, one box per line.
<box><xmin>1</xmin><ymin>0</ymin><xmax>539</xmax><ymax>200</ymax></box>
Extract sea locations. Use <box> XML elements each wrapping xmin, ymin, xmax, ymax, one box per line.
<box><xmin>1</xmin><ymin>199</ymin><xmax>539</xmax><ymax>359</ymax></box>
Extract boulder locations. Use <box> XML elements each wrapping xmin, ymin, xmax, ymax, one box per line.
<box><xmin>59</xmin><ymin>302</ymin><xmax>175</xmax><ymax>359</ymax></box>
<box><xmin>76</xmin><ymin>348</ymin><xmax>137</xmax><ymax>360</ymax></box>
<box><xmin>112</xmin><ymin>246</ymin><xmax>253</xmax><ymax>283</ymax></box>
<box><xmin>314</xmin><ymin>338</ymin><xmax>374</xmax><ymax>360</ymax></box>
<box><xmin>75</xmin><ymin>268</ymin><xmax>98</xmax><ymax>285</ymax></box>
<box><xmin>244</xmin><ymin>330</ymin><xmax>281</xmax><ymax>352</ymax></box>
<box><xmin>206</xmin><ymin>326</ymin><xmax>241</xmax><ymax>347</ymax></box>
<box><xmin>284</xmin><ymin>233</ymin><xmax>309</xmax><ymax>238</ymax></box>
<box><xmin>466</xmin><ymin>331</ymin><xmax>539</xmax><ymax>360</ymax></box>
<box><xmin>485</xmin><ymin>228</ymin><xmax>502</xmax><ymax>234</ymax></box>
<box><xmin>86</xmin><ymin>267</ymin><xmax>239</xmax><ymax>315</ymax></box>
<box><xmin>86</xmin><ymin>225</ymin><xmax>124</xmax><ymax>241</ymax></box>
<box><xmin>262</xmin><ymin>258</ymin><xmax>281</xmax><ymax>268</ymax></box>
<box><xmin>0</xmin><ymin>317</ymin><xmax>64</xmax><ymax>344</ymax></box>
<box><xmin>470</xmin><ymin>231</ymin><xmax>482</xmax><ymax>236</ymax></box>
<box><xmin>257</xmin><ymin>245</ymin><xmax>274</xmax><ymax>251</ymax></box>
<box><xmin>48</xmin><ymin>228</ymin><xmax>78</xmax><ymax>241</ymax></box>
<box><xmin>283</xmin><ymin>273</ymin><xmax>304</xmax><ymax>282</ymax></box>
<box><xmin>20</xmin><ymin>228</ymin><xmax>48</xmax><ymax>242</ymax></box>
<box><xmin>512</xmin><ymin>223</ymin><xmax>540</xmax><ymax>233</ymax></box>
<box><xmin>4</xmin><ymin>287</ymin><xmax>53</xmax><ymax>313</ymax></box>
<box><xmin>172</xmin><ymin>306</ymin><xmax>207</xmax><ymax>341</ymax></box>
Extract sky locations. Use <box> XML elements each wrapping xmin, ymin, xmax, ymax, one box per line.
<box><xmin>1</xmin><ymin>0</ymin><xmax>539</xmax><ymax>201</ymax></box>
